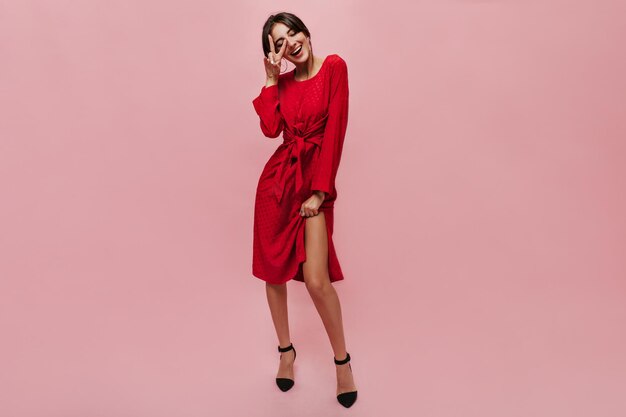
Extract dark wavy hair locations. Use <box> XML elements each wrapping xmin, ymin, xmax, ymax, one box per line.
<box><xmin>261</xmin><ymin>12</ymin><xmax>312</xmax><ymax>58</ymax></box>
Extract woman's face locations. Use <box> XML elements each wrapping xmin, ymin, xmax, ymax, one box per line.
<box><xmin>269</xmin><ymin>22</ymin><xmax>309</xmax><ymax>64</ymax></box>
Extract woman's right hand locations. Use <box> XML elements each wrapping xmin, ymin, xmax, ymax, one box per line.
<box><xmin>263</xmin><ymin>33</ymin><xmax>288</xmax><ymax>81</ymax></box>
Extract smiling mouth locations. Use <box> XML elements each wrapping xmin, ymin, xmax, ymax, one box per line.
<box><xmin>290</xmin><ymin>46</ymin><xmax>302</xmax><ymax>56</ymax></box>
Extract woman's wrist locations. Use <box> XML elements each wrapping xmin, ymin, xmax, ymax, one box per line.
<box><xmin>265</xmin><ymin>75</ymin><xmax>278</xmax><ymax>87</ymax></box>
<box><xmin>313</xmin><ymin>190</ymin><xmax>326</xmax><ymax>200</ymax></box>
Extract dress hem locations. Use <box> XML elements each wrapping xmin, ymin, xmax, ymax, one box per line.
<box><xmin>252</xmin><ymin>207</ymin><xmax>345</xmax><ymax>285</ymax></box>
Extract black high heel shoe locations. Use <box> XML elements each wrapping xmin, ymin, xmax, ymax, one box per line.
<box><xmin>276</xmin><ymin>343</ymin><xmax>296</xmax><ymax>392</ymax></box>
<box><xmin>334</xmin><ymin>352</ymin><xmax>358</xmax><ymax>408</ymax></box>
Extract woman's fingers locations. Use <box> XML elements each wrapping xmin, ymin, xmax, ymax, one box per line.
<box><xmin>263</xmin><ymin>57</ymin><xmax>273</xmax><ymax>77</ymax></box>
<box><xmin>269</xmin><ymin>53</ymin><xmax>282</xmax><ymax>72</ymax></box>
<box><xmin>300</xmin><ymin>202</ymin><xmax>320</xmax><ymax>217</ymax></box>
<box><xmin>267</xmin><ymin>35</ymin><xmax>278</xmax><ymax>65</ymax></box>
<box><xmin>268</xmin><ymin>33</ymin><xmax>289</xmax><ymax>65</ymax></box>
<box><xmin>267</xmin><ymin>50</ymin><xmax>278</xmax><ymax>66</ymax></box>
<box><xmin>276</xmin><ymin>39</ymin><xmax>288</xmax><ymax>60</ymax></box>
<box><xmin>263</xmin><ymin>55</ymin><xmax>279</xmax><ymax>79</ymax></box>
<box><xmin>268</xmin><ymin>34</ymin><xmax>284</xmax><ymax>65</ymax></box>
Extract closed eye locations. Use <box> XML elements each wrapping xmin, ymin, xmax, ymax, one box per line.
<box><xmin>276</xmin><ymin>30</ymin><xmax>296</xmax><ymax>49</ymax></box>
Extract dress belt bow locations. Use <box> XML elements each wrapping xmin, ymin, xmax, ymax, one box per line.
<box><xmin>273</xmin><ymin>115</ymin><xmax>328</xmax><ymax>204</ymax></box>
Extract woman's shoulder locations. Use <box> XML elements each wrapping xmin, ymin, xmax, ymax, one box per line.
<box><xmin>325</xmin><ymin>54</ymin><xmax>348</xmax><ymax>81</ymax></box>
<box><xmin>326</xmin><ymin>53</ymin><xmax>347</xmax><ymax>67</ymax></box>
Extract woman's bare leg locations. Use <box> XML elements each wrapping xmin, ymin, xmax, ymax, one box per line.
<box><xmin>266</xmin><ymin>282</ymin><xmax>295</xmax><ymax>380</ymax></box>
<box><xmin>302</xmin><ymin>211</ymin><xmax>357</xmax><ymax>396</ymax></box>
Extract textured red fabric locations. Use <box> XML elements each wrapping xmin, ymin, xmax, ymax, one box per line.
<box><xmin>252</xmin><ymin>54</ymin><xmax>349</xmax><ymax>284</ymax></box>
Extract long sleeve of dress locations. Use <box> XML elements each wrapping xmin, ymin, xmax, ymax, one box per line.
<box><xmin>252</xmin><ymin>84</ymin><xmax>285</xmax><ymax>138</ymax></box>
<box><xmin>311</xmin><ymin>57</ymin><xmax>349</xmax><ymax>196</ymax></box>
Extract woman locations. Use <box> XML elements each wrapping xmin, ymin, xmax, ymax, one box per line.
<box><xmin>251</xmin><ymin>12</ymin><xmax>358</xmax><ymax>408</ymax></box>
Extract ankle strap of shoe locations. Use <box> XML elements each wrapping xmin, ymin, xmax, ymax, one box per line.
<box><xmin>278</xmin><ymin>343</ymin><xmax>294</xmax><ymax>352</ymax></box>
<box><xmin>334</xmin><ymin>352</ymin><xmax>350</xmax><ymax>365</ymax></box>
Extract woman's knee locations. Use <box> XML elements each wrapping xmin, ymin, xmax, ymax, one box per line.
<box><xmin>266</xmin><ymin>281</ymin><xmax>286</xmax><ymax>291</ymax></box>
<box><xmin>304</xmin><ymin>273</ymin><xmax>332</xmax><ymax>295</ymax></box>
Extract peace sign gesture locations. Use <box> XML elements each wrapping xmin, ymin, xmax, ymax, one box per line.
<box><xmin>263</xmin><ymin>33</ymin><xmax>288</xmax><ymax>80</ymax></box>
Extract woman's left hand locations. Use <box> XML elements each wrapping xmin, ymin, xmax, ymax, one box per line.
<box><xmin>299</xmin><ymin>191</ymin><xmax>326</xmax><ymax>217</ymax></box>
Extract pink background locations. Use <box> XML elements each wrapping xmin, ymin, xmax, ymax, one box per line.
<box><xmin>1</xmin><ymin>0</ymin><xmax>625</xmax><ymax>416</ymax></box>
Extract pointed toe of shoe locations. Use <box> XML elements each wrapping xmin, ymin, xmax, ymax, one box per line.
<box><xmin>276</xmin><ymin>378</ymin><xmax>295</xmax><ymax>391</ymax></box>
<box><xmin>337</xmin><ymin>390</ymin><xmax>357</xmax><ymax>408</ymax></box>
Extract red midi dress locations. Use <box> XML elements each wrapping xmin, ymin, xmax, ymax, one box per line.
<box><xmin>252</xmin><ymin>54</ymin><xmax>349</xmax><ymax>285</ymax></box>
